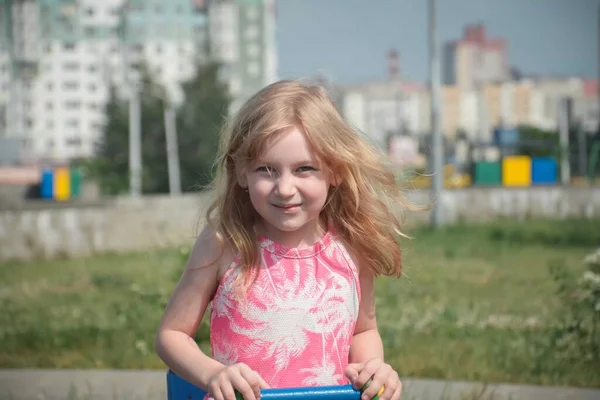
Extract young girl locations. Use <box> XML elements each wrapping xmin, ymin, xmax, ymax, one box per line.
<box><xmin>155</xmin><ymin>80</ymin><xmax>410</xmax><ymax>400</ymax></box>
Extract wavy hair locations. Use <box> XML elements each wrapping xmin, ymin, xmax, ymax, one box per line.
<box><xmin>205</xmin><ymin>80</ymin><xmax>414</xmax><ymax>288</ymax></box>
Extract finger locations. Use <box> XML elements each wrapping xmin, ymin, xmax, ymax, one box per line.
<box><xmin>220</xmin><ymin>381</ymin><xmax>238</xmax><ymax>400</ymax></box>
<box><xmin>240</xmin><ymin>365</ymin><xmax>269</xmax><ymax>390</ymax></box>
<box><xmin>356</xmin><ymin>359</ymin><xmax>382</xmax><ymax>394</ymax></box>
<box><xmin>344</xmin><ymin>363</ymin><xmax>363</xmax><ymax>387</ymax></box>
<box><xmin>231</xmin><ymin>373</ymin><xmax>256</xmax><ymax>400</ymax></box>
<box><xmin>361</xmin><ymin>364</ymin><xmax>389</xmax><ymax>400</ymax></box>
<box><xmin>378</xmin><ymin>373</ymin><xmax>401</xmax><ymax>400</ymax></box>
<box><xmin>211</xmin><ymin>386</ymin><xmax>225</xmax><ymax>400</ymax></box>
<box><xmin>377</xmin><ymin>383</ymin><xmax>394</xmax><ymax>400</ymax></box>
<box><xmin>240</xmin><ymin>367</ymin><xmax>262</xmax><ymax>400</ymax></box>
<box><xmin>391</xmin><ymin>385</ymin><xmax>402</xmax><ymax>400</ymax></box>
<box><xmin>361</xmin><ymin>378</ymin><xmax>385</xmax><ymax>400</ymax></box>
<box><xmin>256</xmin><ymin>372</ymin><xmax>270</xmax><ymax>389</ymax></box>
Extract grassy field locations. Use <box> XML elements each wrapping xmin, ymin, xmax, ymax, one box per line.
<box><xmin>0</xmin><ymin>219</ymin><xmax>598</xmax><ymax>388</ymax></box>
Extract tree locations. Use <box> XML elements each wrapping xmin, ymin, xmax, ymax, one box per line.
<box><xmin>515</xmin><ymin>125</ymin><xmax>560</xmax><ymax>158</ymax></box>
<box><xmin>176</xmin><ymin>62</ymin><xmax>230</xmax><ymax>192</ymax></box>
<box><xmin>86</xmin><ymin>62</ymin><xmax>230</xmax><ymax>195</ymax></box>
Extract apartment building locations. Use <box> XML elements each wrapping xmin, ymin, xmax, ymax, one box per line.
<box><xmin>0</xmin><ymin>0</ymin><xmax>278</xmax><ymax>162</ymax></box>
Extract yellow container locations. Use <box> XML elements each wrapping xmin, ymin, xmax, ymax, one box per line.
<box><xmin>502</xmin><ymin>156</ymin><xmax>531</xmax><ymax>187</ymax></box>
<box><xmin>54</xmin><ymin>167</ymin><xmax>71</xmax><ymax>201</ymax></box>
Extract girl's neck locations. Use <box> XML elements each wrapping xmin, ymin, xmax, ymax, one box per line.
<box><xmin>255</xmin><ymin>217</ymin><xmax>328</xmax><ymax>249</ymax></box>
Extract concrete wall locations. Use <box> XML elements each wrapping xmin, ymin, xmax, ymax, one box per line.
<box><xmin>0</xmin><ymin>192</ymin><xmax>214</xmax><ymax>262</ymax></box>
<box><xmin>0</xmin><ymin>187</ymin><xmax>598</xmax><ymax>262</ymax></box>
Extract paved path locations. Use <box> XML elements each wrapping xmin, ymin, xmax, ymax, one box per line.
<box><xmin>0</xmin><ymin>370</ymin><xmax>599</xmax><ymax>400</ymax></box>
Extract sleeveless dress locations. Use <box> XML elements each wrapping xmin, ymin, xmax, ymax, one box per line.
<box><xmin>209</xmin><ymin>230</ymin><xmax>361</xmax><ymax>388</ymax></box>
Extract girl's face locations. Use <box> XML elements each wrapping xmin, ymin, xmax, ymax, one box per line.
<box><xmin>240</xmin><ymin>126</ymin><xmax>332</xmax><ymax>247</ymax></box>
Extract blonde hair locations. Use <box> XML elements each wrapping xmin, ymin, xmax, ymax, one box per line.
<box><xmin>206</xmin><ymin>80</ymin><xmax>412</xmax><ymax>287</ymax></box>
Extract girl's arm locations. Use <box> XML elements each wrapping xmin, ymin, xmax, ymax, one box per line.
<box><xmin>154</xmin><ymin>225</ymin><xmax>228</xmax><ymax>390</ymax></box>
<box><xmin>349</xmin><ymin>267</ymin><xmax>384</xmax><ymax>363</ymax></box>
<box><xmin>345</xmin><ymin>267</ymin><xmax>402</xmax><ymax>400</ymax></box>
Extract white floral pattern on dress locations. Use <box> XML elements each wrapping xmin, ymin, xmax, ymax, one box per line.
<box><xmin>210</xmin><ymin>231</ymin><xmax>360</xmax><ymax>388</ymax></box>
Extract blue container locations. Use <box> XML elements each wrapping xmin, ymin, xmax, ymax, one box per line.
<box><xmin>531</xmin><ymin>157</ymin><xmax>557</xmax><ymax>185</ymax></box>
<box><xmin>40</xmin><ymin>169</ymin><xmax>54</xmax><ymax>199</ymax></box>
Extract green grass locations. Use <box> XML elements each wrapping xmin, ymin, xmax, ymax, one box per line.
<box><xmin>0</xmin><ymin>219</ymin><xmax>598</xmax><ymax>388</ymax></box>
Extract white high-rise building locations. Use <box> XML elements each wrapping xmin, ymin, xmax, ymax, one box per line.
<box><xmin>1</xmin><ymin>0</ymin><xmax>207</xmax><ymax>162</ymax></box>
<box><xmin>207</xmin><ymin>0</ymin><xmax>278</xmax><ymax>113</ymax></box>
<box><xmin>0</xmin><ymin>0</ymin><xmax>278</xmax><ymax>163</ymax></box>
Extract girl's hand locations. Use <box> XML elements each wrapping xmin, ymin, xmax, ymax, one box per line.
<box><xmin>207</xmin><ymin>363</ymin><xmax>270</xmax><ymax>400</ymax></box>
<box><xmin>344</xmin><ymin>358</ymin><xmax>402</xmax><ymax>400</ymax></box>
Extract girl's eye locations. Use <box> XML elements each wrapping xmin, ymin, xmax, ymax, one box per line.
<box><xmin>256</xmin><ymin>166</ymin><xmax>275</xmax><ymax>174</ymax></box>
<box><xmin>297</xmin><ymin>166</ymin><xmax>316</xmax><ymax>172</ymax></box>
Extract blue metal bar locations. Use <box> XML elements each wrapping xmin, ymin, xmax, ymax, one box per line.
<box><xmin>261</xmin><ymin>385</ymin><xmax>360</xmax><ymax>400</ymax></box>
<box><xmin>167</xmin><ymin>371</ymin><xmax>362</xmax><ymax>400</ymax></box>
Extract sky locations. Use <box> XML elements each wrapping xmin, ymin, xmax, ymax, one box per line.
<box><xmin>275</xmin><ymin>0</ymin><xmax>600</xmax><ymax>84</ymax></box>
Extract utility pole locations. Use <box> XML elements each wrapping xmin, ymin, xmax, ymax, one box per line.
<box><xmin>164</xmin><ymin>104</ymin><xmax>181</xmax><ymax>195</ymax></box>
<box><xmin>558</xmin><ymin>98</ymin><xmax>571</xmax><ymax>186</ymax></box>
<box><xmin>429</xmin><ymin>0</ymin><xmax>443</xmax><ymax>228</ymax></box>
<box><xmin>120</xmin><ymin>0</ymin><xmax>142</xmax><ymax>197</ymax></box>
<box><xmin>2</xmin><ymin>0</ymin><xmax>17</xmax><ymax>140</ymax></box>
<box><xmin>129</xmin><ymin>80</ymin><xmax>142</xmax><ymax>196</ymax></box>
<box><xmin>577</xmin><ymin>123</ymin><xmax>587</xmax><ymax>179</ymax></box>
<box><xmin>597</xmin><ymin>6</ymin><xmax>600</xmax><ymax>136</ymax></box>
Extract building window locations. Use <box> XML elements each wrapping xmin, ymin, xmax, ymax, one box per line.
<box><xmin>246</xmin><ymin>8</ymin><xmax>259</xmax><ymax>21</ymax></box>
<box><xmin>245</xmin><ymin>26</ymin><xmax>259</xmax><ymax>40</ymax></box>
<box><xmin>131</xmin><ymin>44</ymin><xmax>144</xmax><ymax>53</ymax></box>
<box><xmin>247</xmin><ymin>43</ymin><xmax>260</xmax><ymax>58</ymax></box>
<box><xmin>64</xmin><ymin>23</ymin><xmax>75</xmax><ymax>34</ymax></box>
<box><xmin>64</xmin><ymin>42</ymin><xmax>76</xmax><ymax>51</ymax></box>
<box><xmin>63</xmin><ymin>81</ymin><xmax>79</xmax><ymax>90</ymax></box>
<box><xmin>66</xmin><ymin>136</ymin><xmax>82</xmax><ymax>146</ymax></box>
<box><xmin>91</xmin><ymin>122</ymin><xmax>103</xmax><ymax>132</ymax></box>
<box><xmin>247</xmin><ymin>62</ymin><xmax>260</xmax><ymax>77</ymax></box>
<box><xmin>85</xmin><ymin>8</ymin><xmax>94</xmax><ymax>16</ymax></box>
<box><xmin>66</xmin><ymin>119</ymin><xmax>79</xmax><ymax>128</ymax></box>
<box><xmin>129</xmin><ymin>3</ymin><xmax>144</xmax><ymax>12</ymax></box>
<box><xmin>63</xmin><ymin>62</ymin><xmax>80</xmax><ymax>71</ymax></box>
<box><xmin>65</xmin><ymin>100</ymin><xmax>81</xmax><ymax>109</ymax></box>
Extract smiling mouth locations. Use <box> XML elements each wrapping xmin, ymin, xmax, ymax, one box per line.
<box><xmin>273</xmin><ymin>204</ymin><xmax>301</xmax><ymax>209</ymax></box>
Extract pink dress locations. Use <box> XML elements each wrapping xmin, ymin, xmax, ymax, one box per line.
<box><xmin>210</xmin><ymin>230</ymin><xmax>361</xmax><ymax>388</ymax></box>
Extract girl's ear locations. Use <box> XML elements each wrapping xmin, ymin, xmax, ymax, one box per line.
<box><xmin>236</xmin><ymin>167</ymin><xmax>248</xmax><ymax>189</ymax></box>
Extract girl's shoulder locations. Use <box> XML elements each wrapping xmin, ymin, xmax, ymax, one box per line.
<box><xmin>334</xmin><ymin>235</ymin><xmax>373</xmax><ymax>280</ymax></box>
<box><xmin>187</xmin><ymin>224</ymin><xmax>235</xmax><ymax>281</ymax></box>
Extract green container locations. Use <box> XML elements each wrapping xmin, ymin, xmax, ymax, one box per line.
<box><xmin>474</xmin><ymin>161</ymin><xmax>501</xmax><ymax>186</ymax></box>
<box><xmin>70</xmin><ymin>167</ymin><xmax>82</xmax><ymax>198</ymax></box>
